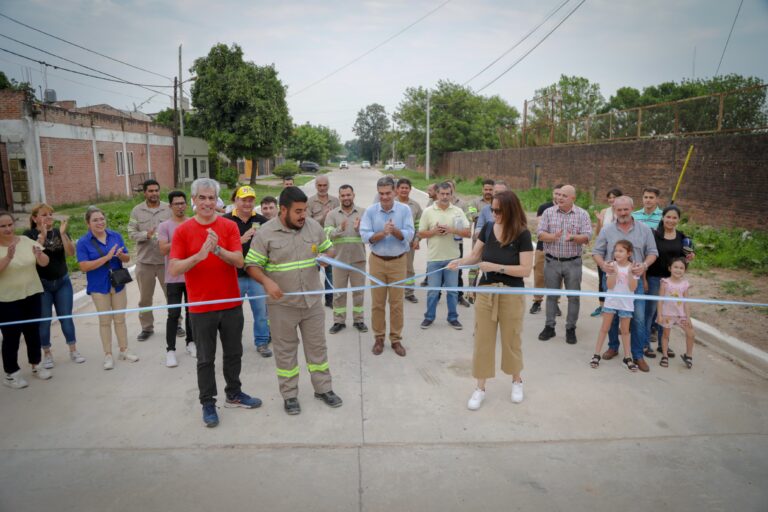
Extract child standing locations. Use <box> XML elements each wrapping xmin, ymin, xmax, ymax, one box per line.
<box><xmin>590</xmin><ymin>240</ymin><xmax>639</xmax><ymax>372</ymax></box>
<box><xmin>657</xmin><ymin>257</ymin><xmax>695</xmax><ymax>369</ymax></box>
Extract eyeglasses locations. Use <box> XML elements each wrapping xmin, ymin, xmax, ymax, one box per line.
<box><xmin>491</xmin><ymin>208</ymin><xmax>502</xmax><ymax>214</ymax></box>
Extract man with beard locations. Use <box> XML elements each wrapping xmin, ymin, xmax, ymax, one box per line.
<box><xmin>307</xmin><ymin>175</ymin><xmax>340</xmax><ymax>308</ymax></box>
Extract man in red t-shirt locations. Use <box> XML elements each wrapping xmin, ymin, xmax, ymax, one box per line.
<box><xmin>169</xmin><ymin>178</ymin><xmax>262</xmax><ymax>428</ymax></box>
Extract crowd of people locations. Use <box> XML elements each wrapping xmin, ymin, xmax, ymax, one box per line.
<box><xmin>0</xmin><ymin>172</ymin><xmax>697</xmax><ymax>424</ymax></box>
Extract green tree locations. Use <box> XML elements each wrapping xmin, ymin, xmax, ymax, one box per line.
<box><xmin>317</xmin><ymin>125</ymin><xmax>342</xmax><ymax>160</ymax></box>
<box><xmin>353</xmin><ymin>103</ymin><xmax>389</xmax><ymax>163</ymax></box>
<box><xmin>287</xmin><ymin>123</ymin><xmax>331</xmax><ymax>163</ymax></box>
<box><xmin>190</xmin><ymin>43</ymin><xmax>292</xmax><ymax>186</ymax></box>
<box><xmin>344</xmin><ymin>139</ymin><xmax>362</xmax><ymax>161</ymax></box>
<box><xmin>0</xmin><ymin>71</ymin><xmax>34</xmax><ymax>96</ymax></box>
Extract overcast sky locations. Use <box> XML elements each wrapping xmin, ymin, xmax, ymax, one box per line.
<box><xmin>1</xmin><ymin>0</ymin><xmax>766</xmax><ymax>141</ymax></box>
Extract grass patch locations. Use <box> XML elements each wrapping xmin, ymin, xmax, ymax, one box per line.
<box><xmin>678</xmin><ymin>224</ymin><xmax>768</xmax><ymax>275</ymax></box>
<box><xmin>719</xmin><ymin>280</ymin><xmax>758</xmax><ymax>296</ymax></box>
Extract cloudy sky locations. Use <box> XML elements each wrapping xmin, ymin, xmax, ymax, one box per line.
<box><xmin>1</xmin><ymin>0</ymin><xmax>766</xmax><ymax>141</ymax></box>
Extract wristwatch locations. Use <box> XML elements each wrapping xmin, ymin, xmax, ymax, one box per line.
<box><xmin>213</xmin><ymin>245</ymin><xmax>222</xmax><ymax>256</ymax></box>
<box><xmin>498</xmin><ymin>266</ymin><xmax>505</xmax><ymax>274</ymax></box>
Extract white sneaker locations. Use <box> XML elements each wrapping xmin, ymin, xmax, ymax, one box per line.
<box><xmin>42</xmin><ymin>352</ymin><xmax>54</xmax><ymax>369</ymax></box>
<box><xmin>103</xmin><ymin>354</ymin><xmax>114</xmax><ymax>370</ymax></box>
<box><xmin>511</xmin><ymin>381</ymin><xmax>524</xmax><ymax>404</ymax></box>
<box><xmin>32</xmin><ymin>366</ymin><xmax>52</xmax><ymax>380</ymax></box>
<box><xmin>69</xmin><ymin>350</ymin><xmax>86</xmax><ymax>363</ymax></box>
<box><xmin>3</xmin><ymin>371</ymin><xmax>28</xmax><ymax>389</ymax></box>
<box><xmin>166</xmin><ymin>350</ymin><xmax>178</xmax><ymax>368</ymax></box>
<box><xmin>118</xmin><ymin>350</ymin><xmax>139</xmax><ymax>363</ymax></box>
<box><xmin>186</xmin><ymin>343</ymin><xmax>197</xmax><ymax>358</ymax></box>
<box><xmin>467</xmin><ymin>388</ymin><xmax>486</xmax><ymax>410</ymax></box>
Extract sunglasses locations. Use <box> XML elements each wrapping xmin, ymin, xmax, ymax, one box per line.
<box><xmin>491</xmin><ymin>208</ymin><xmax>502</xmax><ymax>214</ymax></box>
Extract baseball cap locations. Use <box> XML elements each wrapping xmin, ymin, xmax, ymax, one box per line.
<box><xmin>236</xmin><ymin>186</ymin><xmax>256</xmax><ymax>199</ymax></box>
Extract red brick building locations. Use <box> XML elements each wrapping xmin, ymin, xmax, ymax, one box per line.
<box><xmin>0</xmin><ymin>90</ymin><xmax>175</xmax><ymax>211</ymax></box>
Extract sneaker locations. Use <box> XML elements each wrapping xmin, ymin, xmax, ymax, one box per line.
<box><xmin>314</xmin><ymin>391</ymin><xmax>343</xmax><ymax>408</ymax></box>
<box><xmin>118</xmin><ymin>350</ymin><xmax>139</xmax><ymax>363</ymax></box>
<box><xmin>176</xmin><ymin>325</ymin><xmax>186</xmax><ymax>338</ymax></box>
<box><xmin>448</xmin><ymin>319</ymin><xmax>463</xmax><ymax>330</ymax></box>
<box><xmin>42</xmin><ymin>352</ymin><xmax>54</xmax><ymax>369</ymax></box>
<box><xmin>467</xmin><ymin>388</ymin><xmax>485</xmax><ymax>410</ymax></box>
<box><xmin>225</xmin><ymin>391</ymin><xmax>262</xmax><ymax>409</ymax></box>
<box><xmin>458</xmin><ymin>297</ymin><xmax>471</xmax><ymax>308</ymax></box>
<box><xmin>103</xmin><ymin>354</ymin><xmax>114</xmax><ymax>370</ymax></box>
<box><xmin>511</xmin><ymin>381</ymin><xmax>524</xmax><ymax>403</ymax></box>
<box><xmin>590</xmin><ymin>306</ymin><xmax>602</xmax><ymax>317</ymax></box>
<box><xmin>166</xmin><ymin>350</ymin><xmax>178</xmax><ymax>368</ymax></box>
<box><xmin>32</xmin><ymin>366</ymin><xmax>52</xmax><ymax>380</ymax></box>
<box><xmin>555</xmin><ymin>304</ymin><xmax>562</xmax><ymax>317</ymax></box>
<box><xmin>256</xmin><ymin>345</ymin><xmax>273</xmax><ymax>358</ymax></box>
<box><xmin>529</xmin><ymin>302</ymin><xmax>541</xmax><ymax>314</ymax></box>
<box><xmin>538</xmin><ymin>326</ymin><xmax>556</xmax><ymax>341</ymax></box>
<box><xmin>405</xmin><ymin>295</ymin><xmax>419</xmax><ymax>303</ymax></box>
<box><xmin>284</xmin><ymin>397</ymin><xmax>301</xmax><ymax>415</ymax></box>
<box><xmin>186</xmin><ymin>342</ymin><xmax>197</xmax><ymax>358</ymax></box>
<box><xmin>329</xmin><ymin>323</ymin><xmax>346</xmax><ymax>334</ymax></box>
<box><xmin>3</xmin><ymin>371</ymin><xmax>28</xmax><ymax>389</ymax></box>
<box><xmin>565</xmin><ymin>328</ymin><xmax>577</xmax><ymax>345</ymax></box>
<box><xmin>202</xmin><ymin>404</ymin><xmax>219</xmax><ymax>428</ymax></box>
<box><xmin>353</xmin><ymin>322</ymin><xmax>369</xmax><ymax>333</ymax></box>
<box><xmin>136</xmin><ymin>330</ymin><xmax>153</xmax><ymax>342</ymax></box>
<box><xmin>420</xmin><ymin>319</ymin><xmax>433</xmax><ymax>329</ymax></box>
<box><xmin>69</xmin><ymin>350</ymin><xmax>86</xmax><ymax>363</ymax></box>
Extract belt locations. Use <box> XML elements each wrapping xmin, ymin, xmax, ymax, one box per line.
<box><xmin>545</xmin><ymin>254</ymin><xmax>581</xmax><ymax>262</ymax></box>
<box><xmin>372</xmin><ymin>253</ymin><xmax>405</xmax><ymax>261</ymax></box>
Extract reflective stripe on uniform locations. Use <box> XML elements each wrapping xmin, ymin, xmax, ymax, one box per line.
<box><xmin>245</xmin><ymin>249</ymin><xmax>268</xmax><ymax>266</ymax></box>
<box><xmin>324</xmin><ymin>226</ymin><xmax>335</xmax><ymax>236</ymax></box>
<box><xmin>264</xmin><ymin>258</ymin><xmax>317</xmax><ymax>272</ymax></box>
<box><xmin>307</xmin><ymin>361</ymin><xmax>329</xmax><ymax>373</ymax></box>
<box><xmin>352</xmin><ymin>306</ymin><xmax>364</xmax><ymax>313</ymax></box>
<box><xmin>333</xmin><ymin>307</ymin><xmax>346</xmax><ymax>314</ymax></box>
<box><xmin>334</xmin><ymin>236</ymin><xmax>363</xmax><ymax>244</ymax></box>
<box><xmin>318</xmin><ymin>238</ymin><xmax>333</xmax><ymax>252</ymax></box>
<box><xmin>276</xmin><ymin>366</ymin><xmax>300</xmax><ymax>378</ymax></box>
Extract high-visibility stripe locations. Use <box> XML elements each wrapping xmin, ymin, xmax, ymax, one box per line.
<box><xmin>468</xmin><ymin>206</ymin><xmax>478</xmax><ymax>214</ymax></box>
<box><xmin>335</xmin><ymin>236</ymin><xmax>363</xmax><ymax>244</ymax></box>
<box><xmin>402</xmin><ymin>279</ymin><xmax>416</xmax><ymax>285</ymax></box>
<box><xmin>318</xmin><ymin>238</ymin><xmax>333</xmax><ymax>252</ymax></box>
<box><xmin>352</xmin><ymin>306</ymin><xmax>365</xmax><ymax>313</ymax></box>
<box><xmin>245</xmin><ymin>249</ymin><xmax>268</xmax><ymax>266</ymax></box>
<box><xmin>307</xmin><ymin>362</ymin><xmax>329</xmax><ymax>373</ymax></box>
<box><xmin>324</xmin><ymin>226</ymin><xmax>335</xmax><ymax>236</ymax></box>
<box><xmin>265</xmin><ymin>259</ymin><xmax>317</xmax><ymax>272</ymax></box>
<box><xmin>265</xmin><ymin>257</ymin><xmax>316</xmax><ymax>269</ymax></box>
<box><xmin>276</xmin><ymin>366</ymin><xmax>300</xmax><ymax>378</ymax></box>
<box><xmin>333</xmin><ymin>307</ymin><xmax>347</xmax><ymax>314</ymax></box>
<box><xmin>414</xmin><ymin>221</ymin><xmax>420</xmax><ymax>230</ymax></box>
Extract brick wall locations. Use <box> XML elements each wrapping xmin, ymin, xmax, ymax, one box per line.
<box><xmin>438</xmin><ymin>133</ymin><xmax>768</xmax><ymax>230</ymax></box>
<box><xmin>0</xmin><ymin>91</ymin><xmax>26</xmax><ymax>119</ymax></box>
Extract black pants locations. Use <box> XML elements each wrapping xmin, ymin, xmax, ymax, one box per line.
<box><xmin>457</xmin><ymin>243</ymin><xmax>464</xmax><ymax>299</ymax></box>
<box><xmin>191</xmin><ymin>305</ymin><xmax>244</xmax><ymax>405</ymax></box>
<box><xmin>166</xmin><ymin>282</ymin><xmax>193</xmax><ymax>351</ymax></box>
<box><xmin>1</xmin><ymin>294</ymin><xmax>43</xmax><ymax>374</ymax></box>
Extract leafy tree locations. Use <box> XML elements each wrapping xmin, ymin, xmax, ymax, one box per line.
<box><xmin>0</xmin><ymin>71</ymin><xmax>34</xmax><ymax>96</ymax></box>
<box><xmin>190</xmin><ymin>43</ymin><xmax>292</xmax><ymax>186</ymax></box>
<box><xmin>353</xmin><ymin>103</ymin><xmax>390</xmax><ymax>163</ymax></box>
<box><xmin>317</xmin><ymin>125</ymin><xmax>342</xmax><ymax>160</ymax></box>
<box><xmin>287</xmin><ymin>123</ymin><xmax>331</xmax><ymax>163</ymax></box>
<box><xmin>344</xmin><ymin>139</ymin><xmax>362</xmax><ymax>161</ymax></box>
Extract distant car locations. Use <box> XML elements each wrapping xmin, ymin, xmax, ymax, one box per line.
<box><xmin>339</xmin><ymin>161</ymin><xmax>349</xmax><ymax>169</ymax></box>
<box><xmin>385</xmin><ymin>161</ymin><xmax>406</xmax><ymax>171</ymax></box>
<box><xmin>361</xmin><ymin>160</ymin><xmax>371</xmax><ymax>169</ymax></box>
<box><xmin>299</xmin><ymin>161</ymin><xmax>320</xmax><ymax>173</ymax></box>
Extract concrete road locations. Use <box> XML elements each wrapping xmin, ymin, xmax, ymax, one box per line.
<box><xmin>2</xmin><ymin>166</ymin><xmax>766</xmax><ymax>512</ymax></box>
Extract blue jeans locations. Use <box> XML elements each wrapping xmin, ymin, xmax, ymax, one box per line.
<box><xmin>644</xmin><ymin>275</ymin><xmax>662</xmax><ymax>349</ymax></box>
<box><xmin>607</xmin><ymin>277</ymin><xmax>646</xmax><ymax>360</ymax></box>
<box><xmin>40</xmin><ymin>275</ymin><xmax>77</xmax><ymax>349</ymax></box>
<box><xmin>238</xmin><ymin>276</ymin><xmax>270</xmax><ymax>347</ymax></box>
<box><xmin>424</xmin><ymin>260</ymin><xmax>459</xmax><ymax>322</ymax></box>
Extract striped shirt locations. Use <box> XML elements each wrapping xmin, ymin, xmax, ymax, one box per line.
<box><xmin>537</xmin><ymin>205</ymin><xmax>592</xmax><ymax>258</ymax></box>
<box><xmin>632</xmin><ymin>207</ymin><xmax>663</xmax><ymax>230</ymax></box>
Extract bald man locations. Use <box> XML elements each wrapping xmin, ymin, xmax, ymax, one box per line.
<box><xmin>308</xmin><ymin>175</ymin><xmax>340</xmax><ymax>307</ymax></box>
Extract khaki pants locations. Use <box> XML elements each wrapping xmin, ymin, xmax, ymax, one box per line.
<box><xmin>404</xmin><ymin>248</ymin><xmax>416</xmax><ymax>298</ymax></box>
<box><xmin>136</xmin><ymin>262</ymin><xmax>166</xmax><ymax>332</ymax></box>
<box><xmin>333</xmin><ymin>261</ymin><xmax>366</xmax><ymax>324</ymax></box>
<box><xmin>473</xmin><ymin>286</ymin><xmax>524</xmax><ymax>379</ymax></box>
<box><xmin>268</xmin><ymin>302</ymin><xmax>332</xmax><ymax>399</ymax></box>
<box><xmin>369</xmin><ymin>253</ymin><xmax>406</xmax><ymax>343</ymax></box>
<box><xmin>91</xmin><ymin>287</ymin><xmax>128</xmax><ymax>354</ymax></box>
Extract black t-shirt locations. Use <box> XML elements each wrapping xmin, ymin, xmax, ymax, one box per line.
<box><xmin>647</xmin><ymin>230</ymin><xmax>686</xmax><ymax>278</ymax></box>
<box><xmin>535</xmin><ymin>200</ymin><xmax>554</xmax><ymax>251</ymax></box>
<box><xmin>478</xmin><ymin>224</ymin><xmax>534</xmax><ymax>287</ymax></box>
<box><xmin>23</xmin><ymin>228</ymin><xmax>69</xmax><ymax>281</ymax></box>
<box><xmin>222</xmin><ymin>212</ymin><xmax>269</xmax><ymax>277</ymax></box>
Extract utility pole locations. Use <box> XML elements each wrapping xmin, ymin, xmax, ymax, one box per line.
<box><xmin>173</xmin><ymin>76</ymin><xmax>179</xmax><ymax>187</ymax></box>
<box><xmin>391</xmin><ymin>117</ymin><xmax>396</xmax><ymax>164</ymax></box>
<box><xmin>425</xmin><ymin>90</ymin><xmax>430</xmax><ymax>180</ymax></box>
<box><xmin>178</xmin><ymin>44</ymin><xmax>185</xmax><ymax>185</ymax></box>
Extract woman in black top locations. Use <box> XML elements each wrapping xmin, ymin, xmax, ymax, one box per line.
<box><xmin>644</xmin><ymin>205</ymin><xmax>695</xmax><ymax>357</ymax></box>
<box><xmin>24</xmin><ymin>203</ymin><xmax>85</xmax><ymax>368</ymax></box>
<box><xmin>449</xmin><ymin>191</ymin><xmax>533</xmax><ymax>411</ymax></box>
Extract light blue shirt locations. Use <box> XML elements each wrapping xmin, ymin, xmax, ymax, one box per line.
<box><xmin>360</xmin><ymin>201</ymin><xmax>415</xmax><ymax>257</ymax></box>
<box><xmin>474</xmin><ymin>204</ymin><xmax>494</xmax><ymax>234</ymax></box>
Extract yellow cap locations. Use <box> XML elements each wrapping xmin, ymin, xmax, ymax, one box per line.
<box><xmin>236</xmin><ymin>186</ymin><xmax>256</xmax><ymax>199</ymax></box>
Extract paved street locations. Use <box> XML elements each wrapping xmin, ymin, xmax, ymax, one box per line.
<box><xmin>1</xmin><ymin>167</ymin><xmax>766</xmax><ymax>512</ymax></box>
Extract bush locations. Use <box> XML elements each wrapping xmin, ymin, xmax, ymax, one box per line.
<box><xmin>274</xmin><ymin>162</ymin><xmax>300</xmax><ymax>178</ymax></box>
<box><xmin>218</xmin><ymin>166</ymin><xmax>239</xmax><ymax>188</ymax></box>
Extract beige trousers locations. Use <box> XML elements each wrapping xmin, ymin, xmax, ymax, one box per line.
<box><xmin>369</xmin><ymin>254</ymin><xmax>406</xmax><ymax>343</ymax></box>
<box><xmin>473</xmin><ymin>285</ymin><xmax>525</xmax><ymax>378</ymax></box>
<box><xmin>404</xmin><ymin>248</ymin><xmax>417</xmax><ymax>298</ymax></box>
<box><xmin>333</xmin><ymin>261</ymin><xmax>366</xmax><ymax>324</ymax></box>
<box><xmin>91</xmin><ymin>287</ymin><xmax>128</xmax><ymax>354</ymax></box>
<box><xmin>136</xmin><ymin>262</ymin><xmax>166</xmax><ymax>331</ymax></box>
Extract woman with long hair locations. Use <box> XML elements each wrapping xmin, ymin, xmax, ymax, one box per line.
<box><xmin>449</xmin><ymin>191</ymin><xmax>533</xmax><ymax>410</ymax></box>
<box><xmin>24</xmin><ymin>203</ymin><xmax>85</xmax><ymax>367</ymax></box>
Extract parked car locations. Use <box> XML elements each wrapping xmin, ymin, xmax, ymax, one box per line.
<box><xmin>361</xmin><ymin>160</ymin><xmax>371</xmax><ymax>169</ymax></box>
<box><xmin>339</xmin><ymin>160</ymin><xmax>349</xmax><ymax>169</ymax></box>
<box><xmin>299</xmin><ymin>161</ymin><xmax>320</xmax><ymax>173</ymax></box>
<box><xmin>385</xmin><ymin>161</ymin><xmax>406</xmax><ymax>171</ymax></box>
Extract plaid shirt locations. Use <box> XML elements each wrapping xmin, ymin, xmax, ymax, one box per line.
<box><xmin>537</xmin><ymin>205</ymin><xmax>592</xmax><ymax>258</ymax></box>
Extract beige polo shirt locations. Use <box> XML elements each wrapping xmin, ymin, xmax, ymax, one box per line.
<box><xmin>307</xmin><ymin>194</ymin><xmax>340</xmax><ymax>227</ymax></box>
<box><xmin>127</xmin><ymin>201</ymin><xmax>171</xmax><ymax>264</ymax></box>
<box><xmin>324</xmin><ymin>205</ymin><xmax>366</xmax><ymax>264</ymax></box>
<box><xmin>418</xmin><ymin>203</ymin><xmax>469</xmax><ymax>262</ymax></box>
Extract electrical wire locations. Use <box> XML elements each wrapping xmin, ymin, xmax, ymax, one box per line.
<box><xmin>288</xmin><ymin>0</ymin><xmax>452</xmax><ymax>98</ymax></box>
<box><xmin>0</xmin><ymin>11</ymin><xmax>172</xmax><ymax>80</ymax></box>
<box><xmin>475</xmin><ymin>0</ymin><xmax>586</xmax><ymax>93</ymax></box>
<box><xmin>714</xmin><ymin>0</ymin><xmax>744</xmax><ymax>77</ymax></box>
<box><xmin>463</xmin><ymin>0</ymin><xmax>571</xmax><ymax>86</ymax></box>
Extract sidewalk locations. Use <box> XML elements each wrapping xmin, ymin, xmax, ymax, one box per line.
<box><xmin>1</xmin><ymin>167</ymin><xmax>766</xmax><ymax>512</ymax></box>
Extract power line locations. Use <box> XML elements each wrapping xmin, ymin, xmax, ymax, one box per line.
<box><xmin>463</xmin><ymin>0</ymin><xmax>571</xmax><ymax>86</ymax></box>
<box><xmin>0</xmin><ymin>47</ymin><xmax>171</xmax><ymax>97</ymax></box>
<box><xmin>0</xmin><ymin>34</ymin><xmax>173</xmax><ymax>88</ymax></box>
<box><xmin>715</xmin><ymin>0</ymin><xmax>744</xmax><ymax>77</ymax></box>
<box><xmin>0</xmin><ymin>11</ymin><xmax>172</xmax><ymax>80</ymax></box>
<box><xmin>288</xmin><ymin>0</ymin><xmax>453</xmax><ymax>98</ymax></box>
<box><xmin>476</xmin><ymin>0</ymin><xmax>586</xmax><ymax>93</ymax></box>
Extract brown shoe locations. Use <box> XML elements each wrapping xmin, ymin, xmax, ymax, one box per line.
<box><xmin>634</xmin><ymin>358</ymin><xmax>650</xmax><ymax>372</ymax></box>
<box><xmin>602</xmin><ymin>348</ymin><xmax>619</xmax><ymax>360</ymax></box>
<box><xmin>372</xmin><ymin>337</ymin><xmax>384</xmax><ymax>355</ymax></box>
<box><xmin>391</xmin><ymin>341</ymin><xmax>406</xmax><ymax>357</ymax></box>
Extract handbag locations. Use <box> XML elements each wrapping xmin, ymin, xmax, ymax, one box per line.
<box><xmin>90</xmin><ymin>238</ymin><xmax>133</xmax><ymax>288</ymax></box>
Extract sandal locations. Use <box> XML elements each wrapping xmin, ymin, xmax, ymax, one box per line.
<box><xmin>681</xmin><ymin>354</ymin><xmax>693</xmax><ymax>369</ymax></box>
<box><xmin>590</xmin><ymin>354</ymin><xmax>601</xmax><ymax>368</ymax></box>
<box><xmin>623</xmin><ymin>357</ymin><xmax>638</xmax><ymax>372</ymax></box>
<box><xmin>643</xmin><ymin>347</ymin><xmax>657</xmax><ymax>359</ymax></box>
<box><xmin>659</xmin><ymin>356</ymin><xmax>669</xmax><ymax>368</ymax></box>
<box><xmin>667</xmin><ymin>348</ymin><xmax>675</xmax><ymax>358</ymax></box>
